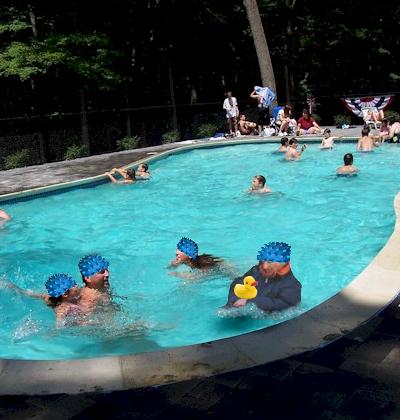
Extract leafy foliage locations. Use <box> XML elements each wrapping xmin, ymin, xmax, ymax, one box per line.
<box><xmin>162</xmin><ymin>129</ymin><xmax>180</xmax><ymax>143</ymax></box>
<box><xmin>116</xmin><ymin>136</ymin><xmax>141</xmax><ymax>150</ymax></box>
<box><xmin>64</xmin><ymin>144</ymin><xmax>89</xmax><ymax>160</ymax></box>
<box><xmin>334</xmin><ymin>114</ymin><xmax>351</xmax><ymax>128</ymax></box>
<box><xmin>3</xmin><ymin>148</ymin><xmax>30</xmax><ymax>169</ymax></box>
<box><xmin>196</xmin><ymin>123</ymin><xmax>219</xmax><ymax>138</ymax></box>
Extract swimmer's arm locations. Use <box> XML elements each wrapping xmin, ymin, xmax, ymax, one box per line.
<box><xmin>0</xmin><ymin>209</ymin><xmax>11</xmax><ymax>221</ymax></box>
<box><xmin>1</xmin><ymin>279</ymin><xmax>46</xmax><ymax>299</ymax></box>
<box><xmin>105</xmin><ymin>172</ymin><xmax>118</xmax><ymax>183</ymax></box>
<box><xmin>168</xmin><ymin>271</ymin><xmax>204</xmax><ymax>280</ymax></box>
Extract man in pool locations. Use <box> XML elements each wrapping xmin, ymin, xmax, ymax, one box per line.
<box><xmin>226</xmin><ymin>242</ymin><xmax>301</xmax><ymax>311</ymax></box>
<box><xmin>336</xmin><ymin>153</ymin><xmax>358</xmax><ymax>175</ymax></box>
<box><xmin>78</xmin><ymin>254</ymin><xmax>111</xmax><ymax>309</ymax></box>
<box><xmin>285</xmin><ymin>138</ymin><xmax>307</xmax><ymax>160</ymax></box>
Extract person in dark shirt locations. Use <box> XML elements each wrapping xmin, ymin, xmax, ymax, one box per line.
<box><xmin>226</xmin><ymin>241</ymin><xmax>301</xmax><ymax>311</ymax></box>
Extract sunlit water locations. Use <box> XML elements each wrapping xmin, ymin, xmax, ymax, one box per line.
<box><xmin>1</xmin><ymin>142</ymin><xmax>399</xmax><ymax>360</ymax></box>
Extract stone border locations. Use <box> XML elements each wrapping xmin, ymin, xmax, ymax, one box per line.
<box><xmin>1</xmin><ymin>138</ymin><xmax>399</xmax><ymax>395</ymax></box>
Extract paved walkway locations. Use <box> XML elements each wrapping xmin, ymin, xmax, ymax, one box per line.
<box><xmin>0</xmin><ymin>299</ymin><xmax>398</xmax><ymax>419</ymax></box>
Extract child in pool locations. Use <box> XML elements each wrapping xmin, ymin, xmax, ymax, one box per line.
<box><xmin>249</xmin><ymin>175</ymin><xmax>272</xmax><ymax>194</ymax></box>
<box><xmin>320</xmin><ymin>129</ymin><xmax>336</xmax><ymax>149</ymax></box>
<box><xmin>136</xmin><ymin>163</ymin><xmax>150</xmax><ymax>179</ymax></box>
<box><xmin>105</xmin><ymin>167</ymin><xmax>136</xmax><ymax>184</ymax></box>
<box><xmin>336</xmin><ymin>153</ymin><xmax>358</xmax><ymax>175</ymax></box>
<box><xmin>168</xmin><ymin>237</ymin><xmax>224</xmax><ymax>280</ymax></box>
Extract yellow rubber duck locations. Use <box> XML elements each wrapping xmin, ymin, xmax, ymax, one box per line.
<box><xmin>234</xmin><ymin>276</ymin><xmax>258</xmax><ymax>300</ymax></box>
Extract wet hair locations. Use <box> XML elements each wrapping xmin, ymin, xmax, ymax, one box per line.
<box><xmin>126</xmin><ymin>168</ymin><xmax>135</xmax><ymax>180</ymax></box>
<box><xmin>46</xmin><ymin>295</ymin><xmax>64</xmax><ymax>307</ymax></box>
<box><xmin>361</xmin><ymin>128</ymin><xmax>370</xmax><ymax>137</ymax></box>
<box><xmin>280</xmin><ymin>137</ymin><xmax>289</xmax><ymax>146</ymax></box>
<box><xmin>344</xmin><ymin>153</ymin><xmax>353</xmax><ymax>165</ymax></box>
<box><xmin>254</xmin><ymin>175</ymin><xmax>266</xmax><ymax>186</ymax></box>
<box><xmin>188</xmin><ymin>254</ymin><xmax>223</xmax><ymax>270</ymax></box>
<box><xmin>139</xmin><ymin>163</ymin><xmax>148</xmax><ymax>172</ymax></box>
<box><xmin>323</xmin><ymin>128</ymin><xmax>331</xmax><ymax>134</ymax></box>
<box><xmin>289</xmin><ymin>138</ymin><xmax>298</xmax><ymax>145</ymax></box>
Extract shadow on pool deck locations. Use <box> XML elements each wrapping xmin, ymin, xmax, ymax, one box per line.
<box><xmin>0</xmin><ymin>300</ymin><xmax>398</xmax><ymax>419</ymax></box>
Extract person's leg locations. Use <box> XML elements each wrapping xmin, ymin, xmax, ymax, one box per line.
<box><xmin>309</xmin><ymin>126</ymin><xmax>319</xmax><ymax>134</ymax></box>
<box><xmin>227</xmin><ymin>117</ymin><xmax>234</xmax><ymax>135</ymax></box>
<box><xmin>378</xmin><ymin>110</ymin><xmax>384</xmax><ymax>121</ymax></box>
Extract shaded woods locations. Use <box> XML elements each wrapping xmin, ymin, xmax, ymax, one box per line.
<box><xmin>0</xmin><ymin>1</ymin><xmax>399</xmax><ymax>167</ymax></box>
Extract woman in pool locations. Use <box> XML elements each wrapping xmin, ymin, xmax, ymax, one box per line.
<box><xmin>44</xmin><ymin>273</ymin><xmax>89</xmax><ymax>325</ymax></box>
<box><xmin>105</xmin><ymin>167</ymin><xmax>136</xmax><ymax>184</ymax></box>
<box><xmin>168</xmin><ymin>237</ymin><xmax>224</xmax><ymax>280</ymax></box>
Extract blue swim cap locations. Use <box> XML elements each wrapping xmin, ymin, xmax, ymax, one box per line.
<box><xmin>45</xmin><ymin>273</ymin><xmax>76</xmax><ymax>298</ymax></box>
<box><xmin>177</xmin><ymin>237</ymin><xmax>198</xmax><ymax>259</ymax></box>
<box><xmin>257</xmin><ymin>242</ymin><xmax>291</xmax><ymax>263</ymax></box>
<box><xmin>78</xmin><ymin>254</ymin><xmax>109</xmax><ymax>277</ymax></box>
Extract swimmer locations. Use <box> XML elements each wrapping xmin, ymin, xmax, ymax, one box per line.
<box><xmin>226</xmin><ymin>242</ymin><xmax>301</xmax><ymax>311</ymax></box>
<box><xmin>168</xmin><ymin>237</ymin><xmax>224</xmax><ymax>280</ymax></box>
<box><xmin>78</xmin><ymin>254</ymin><xmax>111</xmax><ymax>309</ymax></box>
<box><xmin>0</xmin><ymin>209</ymin><xmax>11</xmax><ymax>222</ymax></box>
<box><xmin>285</xmin><ymin>138</ymin><xmax>306</xmax><ymax>160</ymax></box>
<box><xmin>45</xmin><ymin>273</ymin><xmax>89</xmax><ymax>325</ymax></box>
<box><xmin>249</xmin><ymin>175</ymin><xmax>272</xmax><ymax>194</ymax></box>
<box><xmin>105</xmin><ymin>167</ymin><xmax>136</xmax><ymax>184</ymax></box>
<box><xmin>336</xmin><ymin>153</ymin><xmax>358</xmax><ymax>175</ymax></box>
<box><xmin>357</xmin><ymin>128</ymin><xmax>375</xmax><ymax>152</ymax></box>
<box><xmin>276</xmin><ymin>137</ymin><xmax>289</xmax><ymax>153</ymax></box>
<box><xmin>320</xmin><ymin>129</ymin><xmax>336</xmax><ymax>149</ymax></box>
<box><xmin>136</xmin><ymin>163</ymin><xmax>150</xmax><ymax>179</ymax></box>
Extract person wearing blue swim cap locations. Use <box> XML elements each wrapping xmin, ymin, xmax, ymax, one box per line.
<box><xmin>78</xmin><ymin>254</ymin><xmax>111</xmax><ymax>308</ymax></box>
<box><xmin>226</xmin><ymin>242</ymin><xmax>301</xmax><ymax>311</ymax></box>
<box><xmin>169</xmin><ymin>237</ymin><xmax>223</xmax><ymax>279</ymax></box>
<box><xmin>45</xmin><ymin>273</ymin><xmax>85</xmax><ymax>324</ymax></box>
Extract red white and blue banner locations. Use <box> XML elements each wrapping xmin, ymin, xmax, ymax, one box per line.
<box><xmin>342</xmin><ymin>95</ymin><xmax>394</xmax><ymax>117</ymax></box>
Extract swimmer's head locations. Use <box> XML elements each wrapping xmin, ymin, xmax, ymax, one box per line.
<box><xmin>343</xmin><ymin>153</ymin><xmax>353</xmax><ymax>166</ymax></box>
<box><xmin>257</xmin><ymin>242</ymin><xmax>291</xmax><ymax>263</ymax></box>
<box><xmin>323</xmin><ymin>128</ymin><xmax>331</xmax><ymax>137</ymax></box>
<box><xmin>138</xmin><ymin>163</ymin><xmax>148</xmax><ymax>172</ymax></box>
<box><xmin>362</xmin><ymin>128</ymin><xmax>370</xmax><ymax>137</ymax></box>
<box><xmin>280</xmin><ymin>137</ymin><xmax>289</xmax><ymax>146</ymax></box>
<box><xmin>176</xmin><ymin>237</ymin><xmax>198</xmax><ymax>260</ymax></box>
<box><xmin>45</xmin><ymin>273</ymin><xmax>77</xmax><ymax>298</ymax></box>
<box><xmin>252</xmin><ymin>175</ymin><xmax>266</xmax><ymax>188</ymax></box>
<box><xmin>126</xmin><ymin>168</ymin><xmax>135</xmax><ymax>180</ymax></box>
<box><xmin>289</xmin><ymin>138</ymin><xmax>298</xmax><ymax>147</ymax></box>
<box><xmin>79</xmin><ymin>255</ymin><xmax>110</xmax><ymax>290</ymax></box>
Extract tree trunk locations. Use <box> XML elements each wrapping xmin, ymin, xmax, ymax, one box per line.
<box><xmin>168</xmin><ymin>60</ymin><xmax>178</xmax><ymax>134</ymax></box>
<box><xmin>124</xmin><ymin>89</ymin><xmax>132</xmax><ymax>137</ymax></box>
<box><xmin>79</xmin><ymin>88</ymin><xmax>90</xmax><ymax>150</ymax></box>
<box><xmin>284</xmin><ymin>0</ymin><xmax>296</xmax><ymax>104</ymax></box>
<box><xmin>28</xmin><ymin>4</ymin><xmax>49</xmax><ymax>163</ymax></box>
<box><xmin>243</xmin><ymin>0</ymin><xmax>277</xmax><ymax>106</ymax></box>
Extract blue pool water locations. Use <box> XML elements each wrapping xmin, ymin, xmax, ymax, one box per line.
<box><xmin>0</xmin><ymin>142</ymin><xmax>399</xmax><ymax>360</ymax></box>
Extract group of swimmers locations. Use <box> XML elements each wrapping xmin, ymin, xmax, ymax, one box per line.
<box><xmin>104</xmin><ymin>163</ymin><xmax>150</xmax><ymax>184</ymax></box>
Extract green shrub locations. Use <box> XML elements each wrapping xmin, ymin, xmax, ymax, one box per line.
<box><xmin>116</xmin><ymin>135</ymin><xmax>141</xmax><ymax>151</ymax></box>
<box><xmin>196</xmin><ymin>123</ymin><xmax>218</xmax><ymax>138</ymax></box>
<box><xmin>4</xmin><ymin>149</ymin><xmax>31</xmax><ymax>169</ymax></box>
<box><xmin>162</xmin><ymin>129</ymin><xmax>180</xmax><ymax>144</ymax></box>
<box><xmin>312</xmin><ymin>113</ymin><xmax>321</xmax><ymax>123</ymax></box>
<box><xmin>384</xmin><ymin>110</ymin><xmax>400</xmax><ymax>122</ymax></box>
<box><xmin>64</xmin><ymin>144</ymin><xmax>90</xmax><ymax>160</ymax></box>
<box><xmin>334</xmin><ymin>114</ymin><xmax>351</xmax><ymax>127</ymax></box>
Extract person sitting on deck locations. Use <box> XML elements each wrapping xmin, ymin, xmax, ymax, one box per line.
<box><xmin>226</xmin><ymin>242</ymin><xmax>301</xmax><ymax>312</ymax></box>
<box><xmin>297</xmin><ymin>109</ymin><xmax>322</xmax><ymax>135</ymax></box>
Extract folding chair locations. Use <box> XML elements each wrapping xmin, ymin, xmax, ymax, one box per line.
<box><xmin>361</xmin><ymin>106</ymin><xmax>382</xmax><ymax>130</ymax></box>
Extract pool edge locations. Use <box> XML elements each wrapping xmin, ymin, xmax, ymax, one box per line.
<box><xmin>0</xmin><ymin>192</ymin><xmax>399</xmax><ymax>395</ymax></box>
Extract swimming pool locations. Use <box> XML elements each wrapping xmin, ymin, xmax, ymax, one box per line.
<box><xmin>1</xmin><ymin>141</ymin><xmax>399</xmax><ymax>360</ymax></box>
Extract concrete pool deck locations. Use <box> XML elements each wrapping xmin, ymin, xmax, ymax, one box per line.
<box><xmin>0</xmin><ymin>124</ymin><xmax>399</xmax><ymax>416</ymax></box>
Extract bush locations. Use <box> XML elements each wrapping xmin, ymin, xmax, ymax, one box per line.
<box><xmin>334</xmin><ymin>114</ymin><xmax>351</xmax><ymax>128</ymax></box>
<box><xmin>116</xmin><ymin>135</ymin><xmax>141</xmax><ymax>151</ymax></box>
<box><xmin>64</xmin><ymin>144</ymin><xmax>90</xmax><ymax>160</ymax></box>
<box><xmin>162</xmin><ymin>129</ymin><xmax>180</xmax><ymax>144</ymax></box>
<box><xmin>384</xmin><ymin>110</ymin><xmax>400</xmax><ymax>122</ymax></box>
<box><xmin>4</xmin><ymin>149</ymin><xmax>31</xmax><ymax>169</ymax></box>
<box><xmin>196</xmin><ymin>123</ymin><xmax>219</xmax><ymax>138</ymax></box>
<box><xmin>312</xmin><ymin>113</ymin><xmax>321</xmax><ymax>123</ymax></box>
